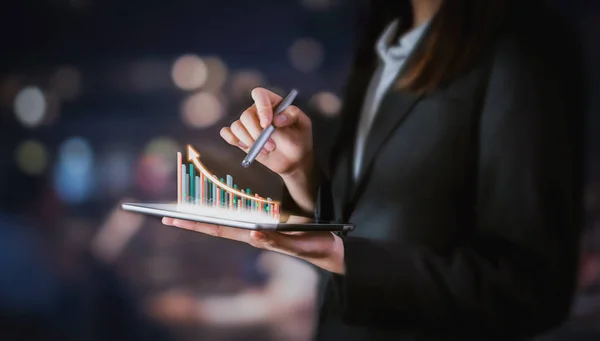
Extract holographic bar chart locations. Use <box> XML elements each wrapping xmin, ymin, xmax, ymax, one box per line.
<box><xmin>176</xmin><ymin>145</ymin><xmax>280</xmax><ymax>221</ymax></box>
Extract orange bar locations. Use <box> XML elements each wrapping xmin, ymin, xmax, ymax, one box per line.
<box><xmin>177</xmin><ymin>152</ymin><xmax>182</xmax><ymax>204</ymax></box>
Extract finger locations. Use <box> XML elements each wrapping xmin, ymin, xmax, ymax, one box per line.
<box><xmin>230</xmin><ymin>120</ymin><xmax>254</xmax><ymax>150</ymax></box>
<box><xmin>163</xmin><ymin>218</ymin><xmax>252</xmax><ymax>243</ymax></box>
<box><xmin>219</xmin><ymin>127</ymin><xmax>243</xmax><ymax>149</ymax></box>
<box><xmin>222</xmin><ymin>127</ymin><xmax>271</xmax><ymax>154</ymax></box>
<box><xmin>239</xmin><ymin>108</ymin><xmax>262</xmax><ymax>139</ymax></box>
<box><xmin>273</xmin><ymin>105</ymin><xmax>302</xmax><ymax>128</ymax></box>
<box><xmin>251</xmin><ymin>87</ymin><xmax>282</xmax><ymax>128</ymax></box>
<box><xmin>248</xmin><ymin>230</ymin><xmax>299</xmax><ymax>254</ymax></box>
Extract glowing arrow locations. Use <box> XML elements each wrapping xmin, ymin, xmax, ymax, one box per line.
<box><xmin>186</xmin><ymin>144</ymin><xmax>280</xmax><ymax>205</ymax></box>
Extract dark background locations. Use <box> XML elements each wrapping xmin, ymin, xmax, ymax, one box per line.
<box><xmin>0</xmin><ymin>1</ymin><xmax>598</xmax><ymax>340</ymax></box>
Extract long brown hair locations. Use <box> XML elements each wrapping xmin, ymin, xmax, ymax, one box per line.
<box><xmin>398</xmin><ymin>0</ymin><xmax>510</xmax><ymax>93</ymax></box>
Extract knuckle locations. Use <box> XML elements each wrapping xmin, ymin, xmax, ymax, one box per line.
<box><xmin>239</xmin><ymin>109</ymin><xmax>250</xmax><ymax>119</ymax></box>
<box><xmin>230</xmin><ymin>120</ymin><xmax>243</xmax><ymax>132</ymax></box>
<box><xmin>239</xmin><ymin>110</ymin><xmax>253</xmax><ymax>124</ymax></box>
<box><xmin>286</xmin><ymin>105</ymin><xmax>300</xmax><ymax>116</ymax></box>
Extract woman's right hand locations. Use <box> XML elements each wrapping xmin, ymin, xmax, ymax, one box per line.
<box><xmin>220</xmin><ymin>87</ymin><xmax>314</xmax><ymax>177</ymax></box>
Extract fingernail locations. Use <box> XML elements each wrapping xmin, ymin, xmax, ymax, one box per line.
<box><xmin>162</xmin><ymin>217</ymin><xmax>169</xmax><ymax>225</ymax></box>
<box><xmin>268</xmin><ymin>138</ymin><xmax>275</xmax><ymax>144</ymax></box>
<box><xmin>238</xmin><ymin>142</ymin><xmax>248</xmax><ymax>149</ymax></box>
<box><xmin>260</xmin><ymin>149</ymin><xmax>269</xmax><ymax>155</ymax></box>
<box><xmin>274</xmin><ymin>115</ymin><xmax>287</xmax><ymax>126</ymax></box>
<box><xmin>265</xmin><ymin>140</ymin><xmax>275</xmax><ymax>151</ymax></box>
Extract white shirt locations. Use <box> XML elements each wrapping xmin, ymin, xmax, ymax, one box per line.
<box><xmin>352</xmin><ymin>19</ymin><xmax>431</xmax><ymax>180</ymax></box>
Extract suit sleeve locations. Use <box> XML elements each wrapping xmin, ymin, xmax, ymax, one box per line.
<box><xmin>330</xmin><ymin>36</ymin><xmax>585</xmax><ymax>336</ymax></box>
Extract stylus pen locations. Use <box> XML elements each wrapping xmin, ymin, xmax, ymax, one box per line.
<box><xmin>241</xmin><ymin>89</ymin><xmax>298</xmax><ymax>168</ymax></box>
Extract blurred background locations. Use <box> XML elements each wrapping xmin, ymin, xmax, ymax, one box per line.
<box><xmin>0</xmin><ymin>0</ymin><xmax>598</xmax><ymax>340</ymax></box>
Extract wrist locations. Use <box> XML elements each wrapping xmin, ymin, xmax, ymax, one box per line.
<box><xmin>280</xmin><ymin>151</ymin><xmax>316</xmax><ymax>183</ymax></box>
<box><xmin>280</xmin><ymin>152</ymin><xmax>319</xmax><ymax>215</ymax></box>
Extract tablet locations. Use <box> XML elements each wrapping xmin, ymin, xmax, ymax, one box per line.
<box><xmin>121</xmin><ymin>203</ymin><xmax>355</xmax><ymax>232</ymax></box>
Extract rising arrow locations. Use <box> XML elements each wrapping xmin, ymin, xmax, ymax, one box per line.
<box><xmin>186</xmin><ymin>144</ymin><xmax>280</xmax><ymax>205</ymax></box>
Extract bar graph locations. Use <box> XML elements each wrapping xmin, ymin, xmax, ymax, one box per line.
<box><xmin>176</xmin><ymin>145</ymin><xmax>281</xmax><ymax>222</ymax></box>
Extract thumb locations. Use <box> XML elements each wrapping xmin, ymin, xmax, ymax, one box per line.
<box><xmin>273</xmin><ymin>105</ymin><xmax>301</xmax><ymax>128</ymax></box>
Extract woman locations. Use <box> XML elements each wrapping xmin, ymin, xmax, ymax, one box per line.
<box><xmin>162</xmin><ymin>0</ymin><xmax>585</xmax><ymax>339</ymax></box>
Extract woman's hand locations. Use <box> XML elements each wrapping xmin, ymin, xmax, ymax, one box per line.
<box><xmin>222</xmin><ymin>87</ymin><xmax>318</xmax><ymax>214</ymax></box>
<box><xmin>162</xmin><ymin>217</ymin><xmax>345</xmax><ymax>275</ymax></box>
<box><xmin>220</xmin><ymin>87</ymin><xmax>314</xmax><ymax>177</ymax></box>
<box><xmin>161</xmin><ymin>88</ymin><xmax>338</xmax><ymax>270</ymax></box>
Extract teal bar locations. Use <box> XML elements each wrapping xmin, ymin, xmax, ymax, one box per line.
<box><xmin>233</xmin><ymin>184</ymin><xmax>238</xmax><ymax>208</ymax></box>
<box><xmin>206</xmin><ymin>180</ymin><xmax>211</xmax><ymax>205</ymax></box>
<box><xmin>209</xmin><ymin>180</ymin><xmax>213</xmax><ymax>205</ymax></box>
<box><xmin>246</xmin><ymin>189</ymin><xmax>251</xmax><ymax>209</ymax></box>
<box><xmin>189</xmin><ymin>164</ymin><xmax>195</xmax><ymax>202</ymax></box>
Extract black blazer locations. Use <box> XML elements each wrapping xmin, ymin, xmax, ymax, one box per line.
<box><xmin>308</xmin><ymin>5</ymin><xmax>585</xmax><ymax>341</ymax></box>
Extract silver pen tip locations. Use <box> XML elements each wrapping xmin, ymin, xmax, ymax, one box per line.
<box><xmin>241</xmin><ymin>160</ymin><xmax>251</xmax><ymax>168</ymax></box>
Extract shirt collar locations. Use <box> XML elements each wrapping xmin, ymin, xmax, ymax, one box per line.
<box><xmin>376</xmin><ymin>19</ymin><xmax>431</xmax><ymax>60</ymax></box>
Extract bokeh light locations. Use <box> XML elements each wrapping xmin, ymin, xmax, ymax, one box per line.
<box><xmin>144</xmin><ymin>137</ymin><xmax>180</xmax><ymax>160</ymax></box>
<box><xmin>136</xmin><ymin>137</ymin><xmax>180</xmax><ymax>195</ymax></box>
<box><xmin>203</xmin><ymin>57</ymin><xmax>229</xmax><ymax>90</ymax></box>
<box><xmin>181</xmin><ymin>91</ymin><xmax>224</xmax><ymax>128</ymax></box>
<box><xmin>15</xmin><ymin>140</ymin><xmax>48</xmax><ymax>175</ymax></box>
<box><xmin>288</xmin><ymin>38</ymin><xmax>324</xmax><ymax>73</ymax></box>
<box><xmin>99</xmin><ymin>148</ymin><xmax>134</xmax><ymax>196</ymax></box>
<box><xmin>171</xmin><ymin>54</ymin><xmax>208</xmax><ymax>91</ymax></box>
<box><xmin>309</xmin><ymin>91</ymin><xmax>342</xmax><ymax>117</ymax></box>
<box><xmin>49</xmin><ymin>66</ymin><xmax>82</xmax><ymax>101</ymax></box>
<box><xmin>230</xmin><ymin>70</ymin><xmax>266</xmax><ymax>99</ymax></box>
<box><xmin>13</xmin><ymin>86</ymin><xmax>46</xmax><ymax>128</ymax></box>
<box><xmin>130</xmin><ymin>60</ymin><xmax>171</xmax><ymax>92</ymax></box>
<box><xmin>54</xmin><ymin>137</ymin><xmax>95</xmax><ymax>203</ymax></box>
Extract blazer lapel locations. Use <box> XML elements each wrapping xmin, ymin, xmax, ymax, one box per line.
<box><xmin>347</xmin><ymin>90</ymin><xmax>423</xmax><ymax>207</ymax></box>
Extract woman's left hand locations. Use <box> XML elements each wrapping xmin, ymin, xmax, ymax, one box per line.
<box><xmin>162</xmin><ymin>217</ymin><xmax>346</xmax><ymax>274</ymax></box>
